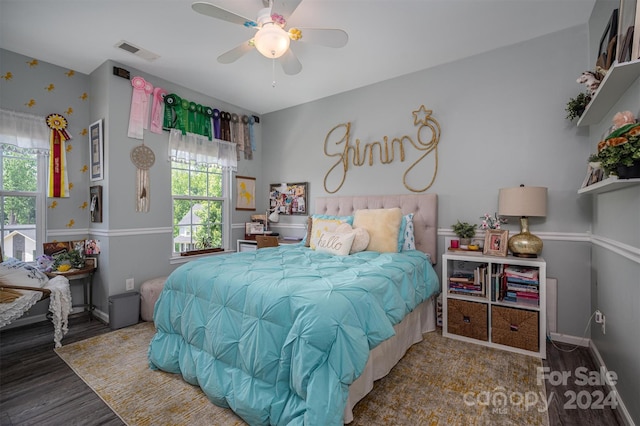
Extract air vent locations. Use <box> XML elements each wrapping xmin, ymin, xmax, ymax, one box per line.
<box><xmin>114</xmin><ymin>40</ymin><xmax>160</xmax><ymax>61</ymax></box>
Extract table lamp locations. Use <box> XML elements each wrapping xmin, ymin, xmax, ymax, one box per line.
<box><xmin>498</xmin><ymin>185</ymin><xmax>547</xmax><ymax>258</ymax></box>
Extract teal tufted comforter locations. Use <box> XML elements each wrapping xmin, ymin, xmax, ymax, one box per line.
<box><xmin>148</xmin><ymin>244</ymin><xmax>439</xmax><ymax>425</ymax></box>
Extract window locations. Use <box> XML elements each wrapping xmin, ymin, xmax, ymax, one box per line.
<box><xmin>171</xmin><ymin>161</ymin><xmax>228</xmax><ymax>254</ymax></box>
<box><xmin>0</xmin><ymin>146</ymin><xmax>46</xmax><ymax>261</ymax></box>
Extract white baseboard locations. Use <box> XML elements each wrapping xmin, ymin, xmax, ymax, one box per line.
<box><xmin>589</xmin><ymin>341</ymin><xmax>635</xmax><ymax>426</ymax></box>
<box><xmin>549</xmin><ymin>332</ymin><xmax>590</xmax><ymax>347</ymax></box>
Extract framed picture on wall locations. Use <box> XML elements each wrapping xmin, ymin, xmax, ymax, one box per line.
<box><xmin>90</xmin><ymin>185</ymin><xmax>102</xmax><ymax>222</ymax></box>
<box><xmin>236</xmin><ymin>176</ymin><xmax>256</xmax><ymax>211</ymax></box>
<box><xmin>269</xmin><ymin>182</ymin><xmax>308</xmax><ymax>216</ymax></box>
<box><xmin>89</xmin><ymin>119</ymin><xmax>104</xmax><ymax>181</ymax></box>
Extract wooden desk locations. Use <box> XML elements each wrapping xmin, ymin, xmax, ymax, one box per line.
<box><xmin>46</xmin><ymin>265</ymin><xmax>96</xmax><ymax>318</ymax></box>
<box><xmin>237</xmin><ymin>238</ymin><xmax>302</xmax><ymax>252</ymax></box>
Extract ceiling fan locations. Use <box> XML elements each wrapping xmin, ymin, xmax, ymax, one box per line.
<box><xmin>192</xmin><ymin>0</ymin><xmax>348</xmax><ymax>75</ymax></box>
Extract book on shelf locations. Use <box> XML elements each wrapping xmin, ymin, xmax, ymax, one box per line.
<box><xmin>506</xmin><ymin>283</ymin><xmax>539</xmax><ymax>293</ymax></box>
<box><xmin>504</xmin><ymin>265</ymin><xmax>539</xmax><ymax>280</ymax></box>
<box><xmin>505</xmin><ymin>275</ymin><xmax>539</xmax><ymax>285</ymax></box>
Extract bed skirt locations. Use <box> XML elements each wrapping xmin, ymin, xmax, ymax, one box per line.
<box><xmin>344</xmin><ymin>296</ymin><xmax>436</xmax><ymax>423</ymax></box>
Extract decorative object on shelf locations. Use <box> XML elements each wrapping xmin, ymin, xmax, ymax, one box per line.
<box><xmin>591</xmin><ymin>119</ymin><xmax>640</xmax><ymax>178</ymax></box>
<box><xmin>269</xmin><ymin>182</ymin><xmax>307</xmax><ymax>215</ymax></box>
<box><xmin>46</xmin><ymin>113</ymin><xmax>71</xmax><ymax>197</ymax></box>
<box><xmin>451</xmin><ymin>220</ymin><xmax>477</xmax><ymax>247</ymax></box>
<box><xmin>236</xmin><ymin>176</ymin><xmax>256</xmax><ymax>211</ymax></box>
<box><xmin>576</xmin><ymin>71</ymin><xmax>602</xmax><ymax>96</ymax></box>
<box><xmin>565</xmin><ymin>92</ymin><xmax>591</xmax><ymax>121</ymax></box>
<box><xmin>89</xmin><ymin>118</ymin><xmax>104</xmax><ymax>181</ymax></box>
<box><xmin>483</xmin><ymin>229</ymin><xmax>509</xmax><ymax>257</ymax></box>
<box><xmin>479</xmin><ymin>212</ymin><xmax>507</xmax><ymax>230</ymax></box>
<box><xmin>131</xmin><ymin>143</ymin><xmax>155</xmax><ymax>212</ymax></box>
<box><xmin>498</xmin><ymin>185</ymin><xmax>547</xmax><ymax>258</ymax></box>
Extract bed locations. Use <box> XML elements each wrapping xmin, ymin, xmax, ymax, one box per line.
<box><xmin>148</xmin><ymin>193</ymin><xmax>439</xmax><ymax>425</ymax></box>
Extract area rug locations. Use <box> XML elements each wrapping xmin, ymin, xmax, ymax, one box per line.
<box><xmin>55</xmin><ymin>322</ymin><xmax>549</xmax><ymax>426</ymax></box>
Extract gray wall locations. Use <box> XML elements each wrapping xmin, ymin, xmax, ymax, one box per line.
<box><xmin>263</xmin><ymin>25</ymin><xmax>594</xmax><ymax>338</ymax></box>
<box><xmin>586</xmin><ymin>2</ymin><xmax>640</xmax><ymax>423</ymax></box>
<box><xmin>0</xmin><ymin>49</ymin><xmax>264</xmax><ymax>319</ymax></box>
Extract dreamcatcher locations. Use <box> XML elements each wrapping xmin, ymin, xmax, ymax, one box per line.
<box><xmin>130</xmin><ymin>143</ymin><xmax>155</xmax><ymax>212</ymax></box>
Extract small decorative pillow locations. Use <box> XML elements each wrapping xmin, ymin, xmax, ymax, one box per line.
<box><xmin>310</xmin><ymin>216</ymin><xmax>353</xmax><ymax>249</ymax></box>
<box><xmin>402</xmin><ymin>213</ymin><xmax>416</xmax><ymax>251</ymax></box>
<box><xmin>353</xmin><ymin>208</ymin><xmax>403</xmax><ymax>253</ymax></box>
<box><xmin>335</xmin><ymin>223</ymin><xmax>370</xmax><ymax>254</ymax></box>
<box><xmin>315</xmin><ymin>231</ymin><xmax>356</xmax><ymax>256</ymax></box>
<box><xmin>0</xmin><ymin>258</ymin><xmax>49</xmax><ymax>288</ymax></box>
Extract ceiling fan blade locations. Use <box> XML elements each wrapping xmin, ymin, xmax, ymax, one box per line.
<box><xmin>271</xmin><ymin>0</ymin><xmax>302</xmax><ymax>21</ymax></box>
<box><xmin>295</xmin><ymin>28</ymin><xmax>348</xmax><ymax>48</ymax></box>
<box><xmin>279</xmin><ymin>49</ymin><xmax>302</xmax><ymax>75</ymax></box>
<box><xmin>192</xmin><ymin>1</ymin><xmax>256</xmax><ymax>27</ymax></box>
<box><xmin>217</xmin><ymin>40</ymin><xmax>255</xmax><ymax>64</ymax></box>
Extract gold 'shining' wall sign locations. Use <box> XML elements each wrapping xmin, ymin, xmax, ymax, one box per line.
<box><xmin>323</xmin><ymin>105</ymin><xmax>440</xmax><ymax>193</ymax></box>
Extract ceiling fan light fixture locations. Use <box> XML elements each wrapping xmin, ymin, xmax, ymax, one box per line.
<box><xmin>254</xmin><ymin>23</ymin><xmax>291</xmax><ymax>59</ymax></box>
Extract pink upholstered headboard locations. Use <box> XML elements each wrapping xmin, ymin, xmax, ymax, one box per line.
<box><xmin>314</xmin><ymin>194</ymin><xmax>438</xmax><ymax>263</ymax></box>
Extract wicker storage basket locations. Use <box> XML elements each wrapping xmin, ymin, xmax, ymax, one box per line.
<box><xmin>491</xmin><ymin>306</ymin><xmax>539</xmax><ymax>352</ymax></box>
<box><xmin>447</xmin><ymin>299</ymin><xmax>488</xmax><ymax>341</ymax></box>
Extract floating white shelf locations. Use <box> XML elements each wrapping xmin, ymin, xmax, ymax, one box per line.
<box><xmin>576</xmin><ymin>59</ymin><xmax>640</xmax><ymax>127</ymax></box>
<box><xmin>578</xmin><ymin>176</ymin><xmax>640</xmax><ymax>194</ymax></box>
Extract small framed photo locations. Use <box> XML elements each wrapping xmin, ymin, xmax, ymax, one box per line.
<box><xmin>483</xmin><ymin>229</ymin><xmax>509</xmax><ymax>257</ymax></box>
<box><xmin>85</xmin><ymin>257</ymin><xmax>98</xmax><ymax>270</ymax></box>
<box><xmin>89</xmin><ymin>119</ymin><xmax>104</xmax><ymax>181</ymax></box>
<box><xmin>236</xmin><ymin>176</ymin><xmax>256</xmax><ymax>211</ymax></box>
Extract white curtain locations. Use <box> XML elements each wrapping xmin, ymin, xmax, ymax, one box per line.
<box><xmin>168</xmin><ymin>129</ymin><xmax>237</xmax><ymax>171</ymax></box>
<box><xmin>0</xmin><ymin>109</ymin><xmax>49</xmax><ymax>154</ymax></box>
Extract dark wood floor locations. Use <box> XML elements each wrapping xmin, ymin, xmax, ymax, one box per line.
<box><xmin>0</xmin><ymin>317</ymin><xmax>626</xmax><ymax>425</ymax></box>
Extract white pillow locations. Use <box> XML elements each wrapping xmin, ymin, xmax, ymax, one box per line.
<box><xmin>0</xmin><ymin>258</ymin><xmax>49</xmax><ymax>288</ymax></box>
<box><xmin>310</xmin><ymin>217</ymin><xmax>350</xmax><ymax>249</ymax></box>
<box><xmin>335</xmin><ymin>223</ymin><xmax>370</xmax><ymax>254</ymax></box>
<box><xmin>315</xmin><ymin>231</ymin><xmax>356</xmax><ymax>256</ymax></box>
<box><xmin>353</xmin><ymin>208</ymin><xmax>403</xmax><ymax>253</ymax></box>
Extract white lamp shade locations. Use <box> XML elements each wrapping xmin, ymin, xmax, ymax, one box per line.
<box><xmin>269</xmin><ymin>210</ymin><xmax>280</xmax><ymax>223</ymax></box>
<box><xmin>498</xmin><ymin>186</ymin><xmax>547</xmax><ymax>217</ymax></box>
<box><xmin>254</xmin><ymin>24</ymin><xmax>290</xmax><ymax>59</ymax></box>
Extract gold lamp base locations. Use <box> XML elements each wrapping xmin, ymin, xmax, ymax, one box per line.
<box><xmin>507</xmin><ymin>217</ymin><xmax>543</xmax><ymax>258</ymax></box>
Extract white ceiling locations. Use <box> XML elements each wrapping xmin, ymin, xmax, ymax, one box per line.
<box><xmin>0</xmin><ymin>0</ymin><xmax>595</xmax><ymax>115</ymax></box>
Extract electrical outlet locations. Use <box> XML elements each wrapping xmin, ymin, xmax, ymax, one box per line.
<box><xmin>126</xmin><ymin>278</ymin><xmax>134</xmax><ymax>291</ymax></box>
<box><xmin>595</xmin><ymin>310</ymin><xmax>606</xmax><ymax>334</ymax></box>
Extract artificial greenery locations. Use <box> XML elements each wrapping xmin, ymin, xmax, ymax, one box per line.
<box><xmin>565</xmin><ymin>92</ymin><xmax>591</xmax><ymax>121</ymax></box>
<box><xmin>52</xmin><ymin>250</ymin><xmax>85</xmax><ymax>270</ymax></box>
<box><xmin>591</xmin><ymin>123</ymin><xmax>640</xmax><ymax>175</ymax></box>
<box><xmin>451</xmin><ymin>220</ymin><xmax>477</xmax><ymax>239</ymax></box>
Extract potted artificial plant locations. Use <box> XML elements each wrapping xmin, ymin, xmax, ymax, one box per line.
<box><xmin>592</xmin><ymin>122</ymin><xmax>640</xmax><ymax>179</ymax></box>
<box><xmin>451</xmin><ymin>220</ymin><xmax>477</xmax><ymax>247</ymax></box>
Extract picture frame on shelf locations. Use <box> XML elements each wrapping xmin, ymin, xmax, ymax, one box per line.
<box><xmin>483</xmin><ymin>229</ymin><xmax>509</xmax><ymax>257</ymax></box>
<box><xmin>596</xmin><ymin>8</ymin><xmax>619</xmax><ymax>71</ymax></box>
<box><xmin>581</xmin><ymin>164</ymin><xmax>605</xmax><ymax>188</ymax></box>
<box><xmin>236</xmin><ymin>176</ymin><xmax>256</xmax><ymax>211</ymax></box>
<box><xmin>633</xmin><ymin>0</ymin><xmax>640</xmax><ymax>59</ymax></box>
<box><xmin>617</xmin><ymin>0</ymin><xmax>637</xmax><ymax>63</ymax></box>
